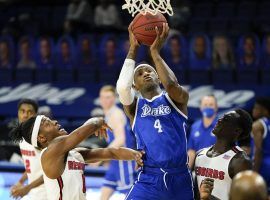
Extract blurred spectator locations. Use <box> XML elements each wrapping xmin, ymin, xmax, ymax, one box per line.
<box><xmin>261</xmin><ymin>35</ymin><xmax>270</xmax><ymax>68</ymax></box>
<box><xmin>212</xmin><ymin>35</ymin><xmax>235</xmax><ymax>70</ymax></box>
<box><xmin>252</xmin><ymin>97</ymin><xmax>270</xmax><ymax>194</ymax></box>
<box><xmin>56</xmin><ymin>36</ymin><xmax>75</xmax><ymax>69</ymax></box>
<box><xmin>38</xmin><ymin>105</ymin><xmax>53</xmax><ymax>118</ymax></box>
<box><xmin>187</xmin><ymin>95</ymin><xmax>218</xmax><ymax>169</ymax></box>
<box><xmin>64</xmin><ymin>0</ymin><xmax>93</xmax><ymax>34</ymax></box>
<box><xmin>76</xmin><ymin>35</ymin><xmax>95</xmax><ymax>68</ymax></box>
<box><xmin>36</xmin><ymin>37</ymin><xmax>54</xmax><ymax>69</ymax></box>
<box><xmin>164</xmin><ymin>34</ymin><xmax>188</xmax><ymax>70</ymax></box>
<box><xmin>238</xmin><ymin>34</ymin><xmax>260</xmax><ymax>69</ymax></box>
<box><xmin>169</xmin><ymin>1</ymin><xmax>190</xmax><ymax>32</ymax></box>
<box><xmin>189</xmin><ymin>34</ymin><xmax>211</xmax><ymax>69</ymax></box>
<box><xmin>0</xmin><ymin>39</ymin><xmax>13</xmax><ymax>69</ymax></box>
<box><xmin>99</xmin><ymin>37</ymin><xmax>120</xmax><ymax>71</ymax></box>
<box><xmin>94</xmin><ymin>0</ymin><xmax>121</xmax><ymax>29</ymax></box>
<box><xmin>17</xmin><ymin>37</ymin><xmax>36</xmax><ymax>69</ymax></box>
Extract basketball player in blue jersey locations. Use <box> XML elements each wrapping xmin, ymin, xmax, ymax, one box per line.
<box><xmin>99</xmin><ymin>85</ymin><xmax>137</xmax><ymax>200</ymax></box>
<box><xmin>117</xmin><ymin>22</ymin><xmax>194</xmax><ymax>200</ymax></box>
<box><xmin>252</xmin><ymin>97</ymin><xmax>270</xmax><ymax>196</ymax></box>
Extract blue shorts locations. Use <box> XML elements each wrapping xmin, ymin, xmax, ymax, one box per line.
<box><xmin>125</xmin><ymin>166</ymin><xmax>194</xmax><ymax>200</ymax></box>
<box><xmin>103</xmin><ymin>160</ymin><xmax>136</xmax><ymax>193</ymax></box>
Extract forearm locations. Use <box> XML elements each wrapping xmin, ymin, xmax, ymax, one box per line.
<box><xmin>27</xmin><ymin>175</ymin><xmax>44</xmax><ymax>190</ymax></box>
<box><xmin>151</xmin><ymin>50</ymin><xmax>178</xmax><ymax>86</ymax></box>
<box><xmin>253</xmin><ymin>151</ymin><xmax>262</xmax><ymax>171</ymax></box>
<box><xmin>58</xmin><ymin>118</ymin><xmax>104</xmax><ymax>154</ymax></box>
<box><xmin>109</xmin><ymin>147</ymin><xmax>137</xmax><ymax>160</ymax></box>
<box><xmin>18</xmin><ymin>171</ymin><xmax>28</xmax><ymax>184</ymax></box>
<box><xmin>116</xmin><ymin>50</ymin><xmax>136</xmax><ymax>105</ymax></box>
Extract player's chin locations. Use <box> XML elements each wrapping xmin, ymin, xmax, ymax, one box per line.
<box><xmin>59</xmin><ymin>129</ymin><xmax>68</xmax><ymax>136</ymax></box>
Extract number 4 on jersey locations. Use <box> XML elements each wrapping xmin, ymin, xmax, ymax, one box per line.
<box><xmin>154</xmin><ymin>119</ymin><xmax>163</xmax><ymax>133</ymax></box>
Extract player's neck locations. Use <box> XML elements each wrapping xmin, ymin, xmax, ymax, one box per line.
<box><xmin>213</xmin><ymin>140</ymin><xmax>235</xmax><ymax>154</ymax></box>
<box><xmin>141</xmin><ymin>87</ymin><xmax>162</xmax><ymax>100</ymax></box>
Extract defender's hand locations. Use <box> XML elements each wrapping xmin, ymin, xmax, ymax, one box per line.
<box><xmin>94</xmin><ymin>120</ymin><xmax>111</xmax><ymax>140</ymax></box>
<box><xmin>10</xmin><ymin>184</ymin><xmax>30</xmax><ymax>198</ymax></box>
<box><xmin>134</xmin><ymin>150</ymin><xmax>145</xmax><ymax>169</ymax></box>
<box><xmin>199</xmin><ymin>178</ymin><xmax>214</xmax><ymax>200</ymax></box>
<box><xmin>150</xmin><ymin>23</ymin><xmax>169</xmax><ymax>54</ymax></box>
<box><xmin>128</xmin><ymin>22</ymin><xmax>140</xmax><ymax>49</ymax></box>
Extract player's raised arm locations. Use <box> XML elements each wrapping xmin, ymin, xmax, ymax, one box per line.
<box><xmin>252</xmin><ymin>120</ymin><xmax>264</xmax><ymax>172</ymax></box>
<box><xmin>116</xmin><ymin>23</ymin><xmax>139</xmax><ymax>119</ymax></box>
<box><xmin>150</xmin><ymin>23</ymin><xmax>189</xmax><ymax>108</ymax></box>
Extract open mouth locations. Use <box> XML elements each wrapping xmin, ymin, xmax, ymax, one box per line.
<box><xmin>144</xmin><ymin>76</ymin><xmax>152</xmax><ymax>81</ymax></box>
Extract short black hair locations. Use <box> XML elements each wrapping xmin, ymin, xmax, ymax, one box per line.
<box><xmin>9</xmin><ymin>116</ymin><xmax>36</xmax><ymax>145</ymax></box>
<box><xmin>18</xmin><ymin>99</ymin><xmax>39</xmax><ymax>113</ymax></box>
<box><xmin>235</xmin><ymin>109</ymin><xmax>253</xmax><ymax>140</ymax></box>
<box><xmin>255</xmin><ymin>97</ymin><xmax>270</xmax><ymax>114</ymax></box>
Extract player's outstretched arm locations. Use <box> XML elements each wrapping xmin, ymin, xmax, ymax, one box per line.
<box><xmin>11</xmin><ymin>175</ymin><xmax>44</xmax><ymax>198</ymax></box>
<box><xmin>41</xmin><ymin>117</ymin><xmax>110</xmax><ymax>179</ymax></box>
<box><xmin>117</xmin><ymin>22</ymin><xmax>139</xmax><ymax>120</ymax></box>
<box><xmin>252</xmin><ymin>120</ymin><xmax>264</xmax><ymax>172</ymax></box>
<box><xmin>150</xmin><ymin>23</ymin><xmax>189</xmax><ymax>109</ymax></box>
<box><xmin>78</xmin><ymin>147</ymin><xmax>144</xmax><ymax>167</ymax></box>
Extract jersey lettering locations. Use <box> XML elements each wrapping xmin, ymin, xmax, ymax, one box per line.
<box><xmin>196</xmin><ymin>167</ymin><xmax>225</xmax><ymax>180</ymax></box>
<box><xmin>68</xmin><ymin>161</ymin><xmax>85</xmax><ymax>170</ymax></box>
<box><xmin>141</xmin><ymin>104</ymin><xmax>171</xmax><ymax>117</ymax></box>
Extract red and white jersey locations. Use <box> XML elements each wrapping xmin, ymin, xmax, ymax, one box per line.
<box><xmin>40</xmin><ymin>149</ymin><xmax>86</xmax><ymax>200</ymax></box>
<box><xmin>195</xmin><ymin>146</ymin><xmax>243</xmax><ymax>200</ymax></box>
<box><xmin>19</xmin><ymin>139</ymin><xmax>47</xmax><ymax>199</ymax></box>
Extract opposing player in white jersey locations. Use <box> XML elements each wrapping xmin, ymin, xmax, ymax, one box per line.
<box><xmin>10</xmin><ymin>115</ymin><xmax>144</xmax><ymax>200</ymax></box>
<box><xmin>195</xmin><ymin>109</ymin><xmax>252</xmax><ymax>200</ymax></box>
<box><xmin>10</xmin><ymin>99</ymin><xmax>47</xmax><ymax>200</ymax></box>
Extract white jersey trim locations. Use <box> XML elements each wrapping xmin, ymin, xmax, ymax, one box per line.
<box><xmin>143</xmin><ymin>92</ymin><xmax>163</xmax><ymax>102</ymax></box>
<box><xmin>259</xmin><ymin>118</ymin><xmax>268</xmax><ymax>139</ymax></box>
<box><xmin>164</xmin><ymin>93</ymin><xmax>188</xmax><ymax>120</ymax></box>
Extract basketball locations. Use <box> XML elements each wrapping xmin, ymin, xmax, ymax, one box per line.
<box><xmin>131</xmin><ymin>12</ymin><xmax>167</xmax><ymax>46</ymax></box>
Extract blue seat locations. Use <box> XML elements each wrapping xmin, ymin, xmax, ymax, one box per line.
<box><xmin>77</xmin><ymin>68</ymin><xmax>97</xmax><ymax>83</ymax></box>
<box><xmin>35</xmin><ymin>69</ymin><xmax>53</xmax><ymax>83</ymax></box>
<box><xmin>188</xmin><ymin>69</ymin><xmax>211</xmax><ymax>85</ymax></box>
<box><xmin>55</xmin><ymin>69</ymin><xmax>75</xmax><ymax>83</ymax></box>
<box><xmin>236</xmin><ymin>69</ymin><xmax>258</xmax><ymax>84</ymax></box>
<box><xmin>261</xmin><ymin>69</ymin><xmax>270</xmax><ymax>84</ymax></box>
<box><xmin>216</xmin><ymin>2</ymin><xmax>236</xmax><ymax>19</ymax></box>
<box><xmin>193</xmin><ymin>3</ymin><xmax>213</xmax><ymax>19</ymax></box>
<box><xmin>188</xmin><ymin>19</ymin><xmax>207</xmax><ymax>33</ymax></box>
<box><xmin>212</xmin><ymin>69</ymin><xmax>235</xmax><ymax>85</ymax></box>
<box><xmin>15</xmin><ymin>69</ymin><xmax>34</xmax><ymax>83</ymax></box>
<box><xmin>237</xmin><ymin>2</ymin><xmax>257</xmax><ymax>19</ymax></box>
<box><xmin>0</xmin><ymin>69</ymin><xmax>13</xmax><ymax>84</ymax></box>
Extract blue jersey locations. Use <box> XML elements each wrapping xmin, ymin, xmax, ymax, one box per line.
<box><xmin>107</xmin><ymin>113</ymin><xmax>136</xmax><ymax>149</ymax></box>
<box><xmin>260</xmin><ymin>117</ymin><xmax>270</xmax><ymax>158</ymax></box>
<box><xmin>188</xmin><ymin>118</ymin><xmax>217</xmax><ymax>152</ymax></box>
<box><xmin>132</xmin><ymin>92</ymin><xmax>188</xmax><ymax>169</ymax></box>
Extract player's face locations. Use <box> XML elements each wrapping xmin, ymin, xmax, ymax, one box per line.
<box><xmin>18</xmin><ymin>104</ymin><xmax>36</xmax><ymax>123</ymax></box>
<box><xmin>38</xmin><ymin>117</ymin><xmax>67</xmax><ymax>145</ymax></box>
<box><xmin>134</xmin><ymin>66</ymin><xmax>159</xmax><ymax>91</ymax></box>
<box><xmin>212</xmin><ymin>111</ymin><xmax>241</xmax><ymax>139</ymax></box>
<box><xmin>99</xmin><ymin>90</ymin><xmax>116</xmax><ymax>110</ymax></box>
<box><xmin>252</xmin><ymin>103</ymin><xmax>266</xmax><ymax>120</ymax></box>
<box><xmin>21</xmin><ymin>42</ymin><xmax>30</xmax><ymax>58</ymax></box>
<box><xmin>81</xmin><ymin>39</ymin><xmax>90</xmax><ymax>52</ymax></box>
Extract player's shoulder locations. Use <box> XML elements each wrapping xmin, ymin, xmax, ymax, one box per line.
<box><xmin>195</xmin><ymin>146</ymin><xmax>210</xmax><ymax>157</ymax></box>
